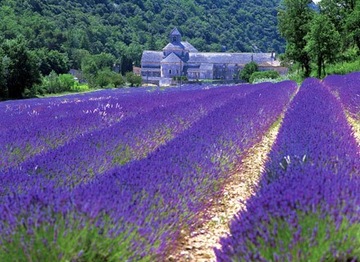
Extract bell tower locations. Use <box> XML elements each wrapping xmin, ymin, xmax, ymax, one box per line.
<box><xmin>169</xmin><ymin>28</ymin><xmax>182</xmax><ymax>44</ymax></box>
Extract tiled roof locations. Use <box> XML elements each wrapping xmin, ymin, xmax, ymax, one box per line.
<box><xmin>189</xmin><ymin>52</ymin><xmax>274</xmax><ymax>65</ymax></box>
<box><xmin>161</xmin><ymin>53</ymin><xmax>182</xmax><ymax>63</ymax></box>
<box><xmin>181</xmin><ymin>41</ymin><xmax>198</xmax><ymax>52</ymax></box>
<box><xmin>141</xmin><ymin>51</ymin><xmax>163</xmax><ymax>63</ymax></box>
<box><xmin>170</xmin><ymin>27</ymin><xmax>181</xmax><ymax>36</ymax></box>
<box><xmin>200</xmin><ymin>64</ymin><xmax>214</xmax><ymax>70</ymax></box>
<box><xmin>141</xmin><ymin>50</ymin><xmax>276</xmax><ymax>67</ymax></box>
<box><xmin>163</xmin><ymin>42</ymin><xmax>185</xmax><ymax>51</ymax></box>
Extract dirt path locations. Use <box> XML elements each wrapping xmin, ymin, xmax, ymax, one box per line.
<box><xmin>168</xmin><ymin>121</ymin><xmax>282</xmax><ymax>262</ymax></box>
<box><xmin>347</xmin><ymin>116</ymin><xmax>360</xmax><ymax>146</ymax></box>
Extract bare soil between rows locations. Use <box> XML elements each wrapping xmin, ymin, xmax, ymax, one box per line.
<box><xmin>167</xmin><ymin>114</ymin><xmax>359</xmax><ymax>262</ymax></box>
<box><xmin>167</xmin><ymin>122</ymin><xmax>281</xmax><ymax>262</ymax></box>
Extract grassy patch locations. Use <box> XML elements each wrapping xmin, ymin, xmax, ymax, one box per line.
<box><xmin>244</xmin><ymin>211</ymin><xmax>360</xmax><ymax>261</ymax></box>
<box><xmin>0</xmin><ymin>213</ymin><xmax>147</xmax><ymax>262</ymax></box>
<box><xmin>326</xmin><ymin>60</ymin><xmax>360</xmax><ymax>76</ymax></box>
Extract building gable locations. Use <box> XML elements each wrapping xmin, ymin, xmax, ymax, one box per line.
<box><xmin>161</xmin><ymin>53</ymin><xmax>182</xmax><ymax>64</ymax></box>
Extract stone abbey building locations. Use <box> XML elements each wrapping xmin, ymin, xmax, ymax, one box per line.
<box><xmin>141</xmin><ymin>28</ymin><xmax>284</xmax><ymax>86</ymax></box>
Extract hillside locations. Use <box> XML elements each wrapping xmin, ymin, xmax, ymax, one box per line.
<box><xmin>0</xmin><ymin>0</ymin><xmax>284</xmax><ymax>70</ymax></box>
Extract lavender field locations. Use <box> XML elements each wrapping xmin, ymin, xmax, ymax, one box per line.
<box><xmin>217</xmin><ymin>76</ymin><xmax>360</xmax><ymax>261</ymax></box>
<box><xmin>0</xmin><ymin>74</ymin><xmax>359</xmax><ymax>261</ymax></box>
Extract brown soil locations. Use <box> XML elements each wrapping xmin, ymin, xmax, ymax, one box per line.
<box><xmin>167</xmin><ymin>122</ymin><xmax>281</xmax><ymax>262</ymax></box>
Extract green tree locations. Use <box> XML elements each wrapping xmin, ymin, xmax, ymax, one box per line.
<box><xmin>240</xmin><ymin>61</ymin><xmax>258</xmax><ymax>82</ymax></box>
<box><xmin>36</xmin><ymin>49</ymin><xmax>69</xmax><ymax>76</ymax></box>
<box><xmin>81</xmin><ymin>52</ymin><xmax>115</xmax><ymax>86</ymax></box>
<box><xmin>95</xmin><ymin>69</ymin><xmax>124</xmax><ymax>88</ymax></box>
<box><xmin>319</xmin><ymin>0</ymin><xmax>358</xmax><ymax>49</ymax></box>
<box><xmin>39</xmin><ymin>72</ymin><xmax>76</xmax><ymax>94</ymax></box>
<box><xmin>0</xmin><ymin>49</ymin><xmax>8</xmax><ymax>99</ymax></box>
<box><xmin>278</xmin><ymin>0</ymin><xmax>314</xmax><ymax>77</ymax></box>
<box><xmin>344</xmin><ymin>3</ymin><xmax>360</xmax><ymax>50</ymax></box>
<box><xmin>59</xmin><ymin>74</ymin><xmax>76</xmax><ymax>91</ymax></box>
<box><xmin>305</xmin><ymin>14</ymin><xmax>341</xmax><ymax>78</ymax></box>
<box><xmin>69</xmin><ymin>49</ymin><xmax>90</xmax><ymax>69</ymax></box>
<box><xmin>125</xmin><ymin>72</ymin><xmax>142</xmax><ymax>87</ymax></box>
<box><xmin>1</xmin><ymin>37</ymin><xmax>41</xmax><ymax>99</ymax></box>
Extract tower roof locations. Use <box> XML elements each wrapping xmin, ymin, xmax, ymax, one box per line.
<box><xmin>170</xmin><ymin>27</ymin><xmax>181</xmax><ymax>37</ymax></box>
<box><xmin>163</xmin><ymin>42</ymin><xmax>185</xmax><ymax>51</ymax></box>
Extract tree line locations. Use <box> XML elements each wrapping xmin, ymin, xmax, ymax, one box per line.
<box><xmin>0</xmin><ymin>0</ymin><xmax>284</xmax><ymax>99</ymax></box>
<box><xmin>278</xmin><ymin>0</ymin><xmax>360</xmax><ymax>78</ymax></box>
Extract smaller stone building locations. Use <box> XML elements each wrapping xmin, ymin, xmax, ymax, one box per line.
<box><xmin>141</xmin><ymin>28</ymin><xmax>285</xmax><ymax>86</ymax></box>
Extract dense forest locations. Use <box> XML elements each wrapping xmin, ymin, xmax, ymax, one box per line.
<box><xmin>0</xmin><ymin>0</ymin><xmax>284</xmax><ymax>68</ymax></box>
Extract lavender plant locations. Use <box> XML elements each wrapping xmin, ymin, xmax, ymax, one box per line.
<box><xmin>0</xmin><ymin>85</ymin><xmax>254</xmax><ymax>195</ymax></box>
<box><xmin>0</xmin><ymin>87</ymin><xmax>226</xmax><ymax>171</ymax></box>
<box><xmin>216</xmin><ymin>78</ymin><xmax>360</xmax><ymax>261</ymax></box>
<box><xmin>0</xmin><ymin>81</ymin><xmax>297</xmax><ymax>260</ymax></box>
<box><xmin>323</xmin><ymin>72</ymin><xmax>360</xmax><ymax>120</ymax></box>
<box><xmin>61</xmin><ymin>81</ymin><xmax>296</xmax><ymax>259</ymax></box>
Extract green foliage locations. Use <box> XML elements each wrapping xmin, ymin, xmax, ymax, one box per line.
<box><xmin>0</xmin><ymin>213</ymin><xmax>140</xmax><ymax>262</ymax></box>
<box><xmin>326</xmin><ymin>59</ymin><xmax>360</xmax><ymax>75</ymax></box>
<box><xmin>240</xmin><ymin>62</ymin><xmax>258</xmax><ymax>82</ymax></box>
<box><xmin>345</xmin><ymin>6</ymin><xmax>360</xmax><ymax>50</ymax></box>
<box><xmin>81</xmin><ymin>53</ymin><xmax>115</xmax><ymax>78</ymax></box>
<box><xmin>0</xmin><ymin>49</ymin><xmax>7</xmax><ymax>100</ymax></box>
<box><xmin>81</xmin><ymin>52</ymin><xmax>116</xmax><ymax>86</ymax></box>
<box><xmin>278</xmin><ymin>0</ymin><xmax>314</xmax><ymax>77</ymax></box>
<box><xmin>126</xmin><ymin>72</ymin><xmax>142</xmax><ymax>87</ymax></box>
<box><xmin>95</xmin><ymin>69</ymin><xmax>124</xmax><ymax>88</ymax></box>
<box><xmin>280</xmin><ymin>0</ymin><xmax>360</xmax><ymax>79</ymax></box>
<box><xmin>0</xmin><ymin>37</ymin><xmax>41</xmax><ymax>99</ymax></box>
<box><xmin>319</xmin><ymin>0</ymin><xmax>360</xmax><ymax>50</ymax></box>
<box><xmin>72</xmin><ymin>83</ymin><xmax>90</xmax><ymax>93</ymax></box>
<box><xmin>172</xmin><ymin>76</ymin><xmax>188</xmax><ymax>82</ymax></box>
<box><xmin>305</xmin><ymin>14</ymin><xmax>341</xmax><ymax>78</ymax></box>
<box><xmin>249</xmin><ymin>70</ymin><xmax>280</xmax><ymax>83</ymax></box>
<box><xmin>0</xmin><ymin>0</ymin><xmax>284</xmax><ymax>65</ymax></box>
<box><xmin>35</xmin><ymin>49</ymin><xmax>69</xmax><ymax>76</ymax></box>
<box><xmin>246</xmin><ymin>211</ymin><xmax>360</xmax><ymax>261</ymax></box>
<box><xmin>39</xmin><ymin>71</ymin><xmax>75</xmax><ymax>94</ymax></box>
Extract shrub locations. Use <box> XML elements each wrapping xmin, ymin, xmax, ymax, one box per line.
<box><xmin>125</xmin><ymin>72</ymin><xmax>142</xmax><ymax>87</ymax></box>
<box><xmin>32</xmin><ymin>72</ymin><xmax>78</xmax><ymax>95</ymax></box>
<box><xmin>240</xmin><ymin>61</ymin><xmax>258</xmax><ymax>82</ymax></box>
<box><xmin>95</xmin><ymin>69</ymin><xmax>124</xmax><ymax>88</ymax></box>
<box><xmin>326</xmin><ymin>59</ymin><xmax>360</xmax><ymax>75</ymax></box>
<box><xmin>250</xmin><ymin>70</ymin><xmax>280</xmax><ymax>83</ymax></box>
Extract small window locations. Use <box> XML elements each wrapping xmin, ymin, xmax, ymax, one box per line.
<box><xmin>169</xmin><ymin>69</ymin><xmax>172</xmax><ymax>74</ymax></box>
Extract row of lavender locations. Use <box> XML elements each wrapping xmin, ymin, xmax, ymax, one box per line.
<box><xmin>323</xmin><ymin>72</ymin><xmax>360</xmax><ymax>120</ymax></box>
<box><xmin>0</xmin><ymin>86</ymin><xmax>229</xmax><ymax>171</ymax></box>
<box><xmin>217</xmin><ymin>78</ymin><xmax>360</xmax><ymax>261</ymax></box>
<box><xmin>0</xmin><ymin>83</ymin><xmax>258</xmax><ymax>198</ymax></box>
<box><xmin>0</xmin><ymin>81</ymin><xmax>297</xmax><ymax>260</ymax></box>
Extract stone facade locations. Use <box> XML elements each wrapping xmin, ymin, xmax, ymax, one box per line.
<box><xmin>141</xmin><ymin>28</ymin><xmax>284</xmax><ymax>86</ymax></box>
